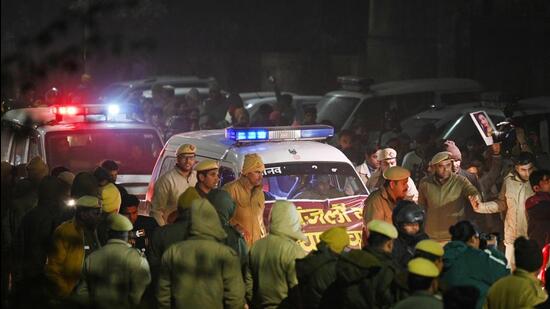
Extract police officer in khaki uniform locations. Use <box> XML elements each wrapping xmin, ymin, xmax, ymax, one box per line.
<box><xmin>151</xmin><ymin>144</ymin><xmax>198</xmax><ymax>226</ymax></box>
<box><xmin>393</xmin><ymin>258</ymin><xmax>443</xmax><ymax>309</ymax></box>
<box><xmin>363</xmin><ymin>166</ymin><xmax>411</xmax><ymax>225</ymax></box>
<box><xmin>194</xmin><ymin>160</ymin><xmax>220</xmax><ymax>197</ymax></box>
<box><xmin>367</xmin><ymin>148</ymin><xmax>419</xmax><ymax>202</ymax></box>
<box><xmin>76</xmin><ymin>213</ymin><xmax>151</xmax><ymax>307</ymax></box>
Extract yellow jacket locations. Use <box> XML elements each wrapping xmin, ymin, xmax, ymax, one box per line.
<box><xmin>44</xmin><ymin>220</ymin><xmax>85</xmax><ymax>298</ymax></box>
<box><xmin>223</xmin><ymin>177</ymin><xmax>266</xmax><ymax>247</ymax></box>
<box><xmin>484</xmin><ymin>269</ymin><xmax>548</xmax><ymax>308</ymax></box>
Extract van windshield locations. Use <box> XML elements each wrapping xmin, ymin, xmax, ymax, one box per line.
<box><xmin>262</xmin><ymin>162</ymin><xmax>368</xmax><ymax>200</ymax></box>
<box><xmin>46</xmin><ymin>129</ymin><xmax>162</xmax><ymax>175</ymax></box>
<box><xmin>316</xmin><ymin>95</ymin><xmax>360</xmax><ymax>131</ymax></box>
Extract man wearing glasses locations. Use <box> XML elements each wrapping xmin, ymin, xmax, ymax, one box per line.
<box><xmin>151</xmin><ymin>144</ymin><xmax>198</xmax><ymax>226</ymax></box>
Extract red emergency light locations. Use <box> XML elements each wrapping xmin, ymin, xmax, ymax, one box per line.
<box><xmin>52</xmin><ymin>106</ymin><xmax>80</xmax><ymax>116</ymax></box>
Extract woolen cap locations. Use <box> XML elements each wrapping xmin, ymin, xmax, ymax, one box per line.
<box><xmin>367</xmin><ymin>220</ymin><xmax>398</xmax><ymax>239</ymax></box>
<box><xmin>444</xmin><ymin>140</ymin><xmax>462</xmax><ymax>161</ymax></box>
<box><xmin>76</xmin><ymin>195</ymin><xmax>101</xmax><ymax>208</ymax></box>
<box><xmin>26</xmin><ymin>156</ymin><xmax>49</xmax><ymax>182</ymax></box>
<box><xmin>107</xmin><ymin>213</ymin><xmax>133</xmax><ymax>232</ymax></box>
<box><xmin>382</xmin><ymin>166</ymin><xmax>411</xmax><ymax>181</ymax></box>
<box><xmin>415</xmin><ymin>239</ymin><xmax>444</xmax><ymax>257</ymax></box>
<box><xmin>195</xmin><ymin>160</ymin><xmax>219</xmax><ymax>172</ymax></box>
<box><xmin>408</xmin><ymin>258</ymin><xmax>440</xmax><ymax>277</ymax></box>
<box><xmin>430</xmin><ymin>151</ymin><xmax>453</xmax><ymax>165</ymax></box>
<box><xmin>319</xmin><ymin>227</ymin><xmax>350</xmax><ymax>254</ymax></box>
<box><xmin>101</xmin><ymin>183</ymin><xmax>121</xmax><ymax>213</ymax></box>
<box><xmin>242</xmin><ymin>153</ymin><xmax>265</xmax><ymax>174</ymax></box>
<box><xmin>177</xmin><ymin>144</ymin><xmax>196</xmax><ymax>156</ymax></box>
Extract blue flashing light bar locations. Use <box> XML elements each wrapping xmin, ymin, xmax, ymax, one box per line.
<box><xmin>225</xmin><ymin>125</ymin><xmax>334</xmax><ymax>143</ymax></box>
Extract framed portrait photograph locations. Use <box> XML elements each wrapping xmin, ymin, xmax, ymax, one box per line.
<box><xmin>470</xmin><ymin>111</ymin><xmax>497</xmax><ymax>146</ymax></box>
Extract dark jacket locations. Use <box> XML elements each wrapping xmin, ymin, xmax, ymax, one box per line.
<box><xmin>207</xmin><ymin>189</ymin><xmax>248</xmax><ymax>268</ymax></box>
<box><xmin>131</xmin><ymin>215</ymin><xmax>159</xmax><ymax>253</ymax></box>
<box><xmin>295</xmin><ymin>243</ymin><xmax>339</xmax><ymax>309</ymax></box>
<box><xmin>146</xmin><ymin>209</ymin><xmax>191</xmax><ymax>282</ymax></box>
<box><xmin>391</xmin><ymin>202</ymin><xmax>429</xmax><ymax>270</ymax></box>
<box><xmin>321</xmin><ymin>247</ymin><xmax>406</xmax><ymax>309</ymax></box>
<box><xmin>525</xmin><ymin>192</ymin><xmax>550</xmax><ymax>248</ymax></box>
<box><xmin>441</xmin><ymin>241</ymin><xmax>509</xmax><ymax>308</ymax></box>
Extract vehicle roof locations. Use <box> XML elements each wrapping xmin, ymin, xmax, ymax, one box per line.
<box><xmin>325</xmin><ymin>78</ymin><xmax>483</xmax><ymax>98</ymax></box>
<box><xmin>35</xmin><ymin>121</ymin><xmax>160</xmax><ymax>134</ymax></box>
<box><xmin>110</xmin><ymin>75</ymin><xmax>216</xmax><ymax>88</ymax></box>
<box><xmin>323</xmin><ymin>90</ymin><xmax>370</xmax><ymax>99</ymax></box>
<box><xmin>240</xmin><ymin>92</ymin><xmax>297</xmax><ymax>101</ymax></box>
<box><xmin>244</xmin><ymin>95</ymin><xmax>322</xmax><ymax>108</ymax></box>
<box><xmin>2</xmin><ymin>106</ymin><xmax>159</xmax><ymax>133</ymax></box>
<box><xmin>410</xmin><ymin>98</ymin><xmax>549</xmax><ymax>121</ymax></box>
<box><xmin>142</xmin><ymin>87</ymin><xmax>210</xmax><ymax>98</ymax></box>
<box><xmin>164</xmin><ymin>129</ymin><xmax>351</xmax><ymax>168</ymax></box>
<box><xmin>369</xmin><ymin>78</ymin><xmax>483</xmax><ymax>96</ymax></box>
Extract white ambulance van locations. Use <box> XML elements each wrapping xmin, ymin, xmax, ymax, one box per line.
<box><xmin>146</xmin><ymin>125</ymin><xmax>369</xmax><ymax>251</ymax></box>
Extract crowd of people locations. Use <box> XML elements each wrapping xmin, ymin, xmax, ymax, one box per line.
<box><xmin>1</xmin><ymin>77</ymin><xmax>549</xmax><ymax>308</ymax></box>
<box><xmin>1</xmin><ymin>133</ymin><xmax>549</xmax><ymax>308</ymax></box>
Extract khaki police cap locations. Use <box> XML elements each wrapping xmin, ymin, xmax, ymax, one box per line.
<box><xmin>367</xmin><ymin>220</ymin><xmax>398</xmax><ymax>239</ymax></box>
<box><xmin>415</xmin><ymin>239</ymin><xmax>444</xmax><ymax>257</ymax></box>
<box><xmin>382</xmin><ymin>166</ymin><xmax>411</xmax><ymax>181</ymax></box>
<box><xmin>408</xmin><ymin>258</ymin><xmax>440</xmax><ymax>278</ymax></box>
<box><xmin>177</xmin><ymin>144</ymin><xmax>196</xmax><ymax>156</ymax></box>
<box><xmin>430</xmin><ymin>151</ymin><xmax>453</xmax><ymax>165</ymax></box>
<box><xmin>195</xmin><ymin>159</ymin><xmax>219</xmax><ymax>172</ymax></box>
<box><xmin>76</xmin><ymin>195</ymin><xmax>101</xmax><ymax>208</ymax></box>
<box><xmin>107</xmin><ymin>213</ymin><xmax>133</xmax><ymax>232</ymax></box>
<box><xmin>377</xmin><ymin>148</ymin><xmax>397</xmax><ymax>161</ymax></box>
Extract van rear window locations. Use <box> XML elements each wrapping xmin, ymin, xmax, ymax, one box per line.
<box><xmin>46</xmin><ymin>129</ymin><xmax>162</xmax><ymax>174</ymax></box>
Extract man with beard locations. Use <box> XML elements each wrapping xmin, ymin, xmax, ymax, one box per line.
<box><xmin>472</xmin><ymin>152</ymin><xmax>536</xmax><ymax>268</ymax></box>
<box><xmin>367</xmin><ymin>148</ymin><xmax>418</xmax><ymax>202</ymax></box>
<box><xmin>418</xmin><ymin>152</ymin><xmax>481</xmax><ymax>242</ymax></box>
<box><xmin>363</xmin><ymin>166</ymin><xmax>411</xmax><ymax>225</ymax></box>
<box><xmin>392</xmin><ymin>200</ymin><xmax>429</xmax><ymax>270</ymax></box>
<box><xmin>223</xmin><ymin>153</ymin><xmax>266</xmax><ymax>247</ymax></box>
<box><xmin>151</xmin><ymin>144</ymin><xmax>197</xmax><ymax>226</ymax></box>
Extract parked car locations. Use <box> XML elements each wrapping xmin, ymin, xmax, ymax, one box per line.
<box><xmin>316</xmin><ymin>77</ymin><xmax>484</xmax><ymax>137</ymax></box>
<box><xmin>100</xmin><ymin>75</ymin><xmax>217</xmax><ymax>104</ymax></box>
<box><xmin>243</xmin><ymin>94</ymin><xmax>322</xmax><ymax>122</ymax></box>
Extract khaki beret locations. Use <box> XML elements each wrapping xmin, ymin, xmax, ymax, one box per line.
<box><xmin>367</xmin><ymin>220</ymin><xmax>398</xmax><ymax>239</ymax></box>
<box><xmin>195</xmin><ymin>159</ymin><xmax>219</xmax><ymax>172</ymax></box>
<box><xmin>377</xmin><ymin>148</ymin><xmax>397</xmax><ymax>161</ymax></box>
<box><xmin>430</xmin><ymin>151</ymin><xmax>453</xmax><ymax>165</ymax></box>
<box><xmin>408</xmin><ymin>258</ymin><xmax>440</xmax><ymax>278</ymax></box>
<box><xmin>382</xmin><ymin>166</ymin><xmax>411</xmax><ymax>181</ymax></box>
<box><xmin>177</xmin><ymin>144</ymin><xmax>196</xmax><ymax>156</ymax></box>
<box><xmin>76</xmin><ymin>195</ymin><xmax>101</xmax><ymax>208</ymax></box>
<box><xmin>415</xmin><ymin>239</ymin><xmax>444</xmax><ymax>257</ymax></box>
<box><xmin>107</xmin><ymin>213</ymin><xmax>133</xmax><ymax>232</ymax></box>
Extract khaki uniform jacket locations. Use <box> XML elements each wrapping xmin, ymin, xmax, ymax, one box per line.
<box><xmin>44</xmin><ymin>220</ymin><xmax>87</xmax><ymax>298</ymax></box>
<box><xmin>75</xmin><ymin>239</ymin><xmax>151</xmax><ymax>307</ymax></box>
<box><xmin>475</xmin><ymin>172</ymin><xmax>534</xmax><ymax>245</ymax></box>
<box><xmin>151</xmin><ymin>167</ymin><xmax>197</xmax><ymax>226</ymax></box>
<box><xmin>248</xmin><ymin>202</ymin><xmax>307</xmax><ymax>309</ymax></box>
<box><xmin>363</xmin><ymin>185</ymin><xmax>397</xmax><ymax>225</ymax></box>
<box><xmin>418</xmin><ymin>174</ymin><xmax>479</xmax><ymax>241</ymax></box>
<box><xmin>157</xmin><ymin>201</ymin><xmax>245</xmax><ymax>309</ymax></box>
<box><xmin>366</xmin><ymin>169</ymin><xmax>419</xmax><ymax>203</ymax></box>
<box><xmin>484</xmin><ymin>269</ymin><xmax>548</xmax><ymax>308</ymax></box>
<box><xmin>223</xmin><ymin>177</ymin><xmax>266</xmax><ymax>247</ymax></box>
